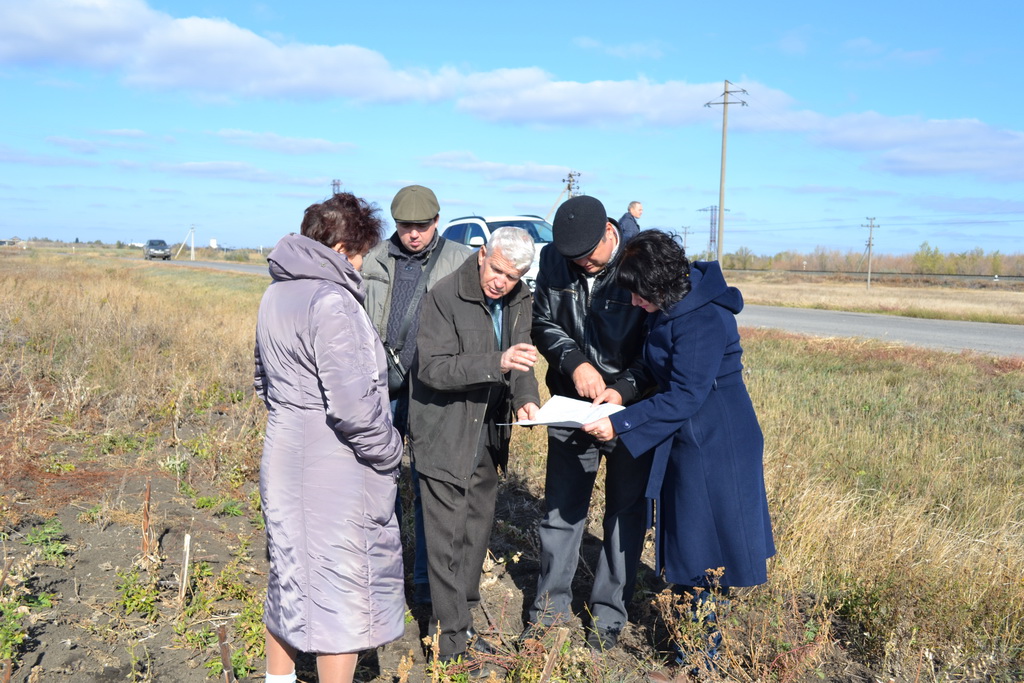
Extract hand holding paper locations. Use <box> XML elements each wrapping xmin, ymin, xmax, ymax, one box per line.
<box><xmin>514</xmin><ymin>395</ymin><xmax>624</xmax><ymax>428</ymax></box>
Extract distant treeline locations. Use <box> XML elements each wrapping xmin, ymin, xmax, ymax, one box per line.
<box><xmin>716</xmin><ymin>242</ymin><xmax>1023</xmax><ymax>277</ymax></box>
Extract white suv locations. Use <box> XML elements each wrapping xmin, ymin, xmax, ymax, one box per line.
<box><xmin>441</xmin><ymin>215</ymin><xmax>553</xmax><ymax>291</ymax></box>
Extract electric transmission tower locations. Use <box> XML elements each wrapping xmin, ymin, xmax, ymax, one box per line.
<box><xmin>564</xmin><ymin>170</ymin><xmax>580</xmax><ymax>197</ymax></box>
<box><xmin>331</xmin><ymin>179</ymin><xmax>342</xmax><ymax>194</ymax></box>
<box><xmin>699</xmin><ymin>206</ymin><xmax>718</xmax><ymax>259</ymax></box>
<box><xmin>546</xmin><ymin>171</ymin><xmax>581</xmax><ymax>221</ymax></box>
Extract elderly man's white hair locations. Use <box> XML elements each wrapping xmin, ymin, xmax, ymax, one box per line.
<box><xmin>487</xmin><ymin>227</ymin><xmax>535</xmax><ymax>271</ymax></box>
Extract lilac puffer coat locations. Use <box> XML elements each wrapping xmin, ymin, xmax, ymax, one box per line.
<box><xmin>254</xmin><ymin>233</ymin><xmax>404</xmax><ymax>654</ymax></box>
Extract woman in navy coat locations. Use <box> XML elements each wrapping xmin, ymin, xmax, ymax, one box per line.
<box><xmin>583</xmin><ymin>229</ymin><xmax>774</xmax><ymax>594</ymax></box>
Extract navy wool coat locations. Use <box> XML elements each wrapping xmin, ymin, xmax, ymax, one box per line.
<box><xmin>609</xmin><ymin>261</ymin><xmax>775</xmax><ymax>588</ymax></box>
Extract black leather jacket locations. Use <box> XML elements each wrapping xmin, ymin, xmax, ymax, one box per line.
<box><xmin>531</xmin><ymin>242</ymin><xmax>651</xmax><ymax>404</ymax></box>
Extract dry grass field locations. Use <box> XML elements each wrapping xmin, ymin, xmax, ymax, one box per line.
<box><xmin>0</xmin><ymin>247</ymin><xmax>1021</xmax><ymax>681</ymax></box>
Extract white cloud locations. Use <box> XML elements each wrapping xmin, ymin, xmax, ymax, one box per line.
<box><xmin>213</xmin><ymin>130</ymin><xmax>355</xmax><ymax>155</ymax></box>
<box><xmin>153</xmin><ymin>160</ymin><xmax>283</xmax><ymax>184</ymax></box>
<box><xmin>811</xmin><ymin>114</ymin><xmax>1024</xmax><ymax>182</ymax></box>
<box><xmin>47</xmin><ymin>134</ymin><xmax>147</xmax><ymax>154</ymax></box>
<box><xmin>0</xmin><ymin>144</ymin><xmax>100</xmax><ymax>167</ymax></box>
<box><xmin>100</xmin><ymin>129</ymin><xmax>148</xmax><ymax>138</ymax></box>
<box><xmin>778</xmin><ymin>184</ymin><xmax>898</xmax><ymax>198</ymax></box>
<box><xmin>152</xmin><ymin>160</ymin><xmax>329</xmax><ymax>187</ymax></box>
<box><xmin>777</xmin><ymin>27</ymin><xmax>813</xmax><ymax>56</ymax></box>
<box><xmin>841</xmin><ymin>37</ymin><xmax>940</xmax><ymax>68</ymax></box>
<box><xmin>2</xmin><ymin>1</ymin><xmax>1019</xmax><ymax>185</ymax></box>
<box><xmin>573</xmin><ymin>36</ymin><xmax>666</xmax><ymax>60</ymax></box>
<box><xmin>47</xmin><ymin>137</ymin><xmax>101</xmax><ymax>154</ymax></box>
<box><xmin>0</xmin><ymin>0</ymin><xmax>163</xmax><ymax>66</ymax></box>
<box><xmin>422</xmin><ymin>152</ymin><xmax>568</xmax><ymax>183</ymax></box>
<box><xmin>914</xmin><ymin>195</ymin><xmax>1024</xmax><ymax>215</ymax></box>
<box><xmin>456</xmin><ymin>75</ymin><xmax>724</xmax><ymax>126</ymax></box>
<box><xmin>0</xmin><ymin>0</ymin><xmax>460</xmax><ymax>101</ymax></box>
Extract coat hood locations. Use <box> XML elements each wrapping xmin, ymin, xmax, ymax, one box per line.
<box><xmin>663</xmin><ymin>260</ymin><xmax>743</xmax><ymax>320</ymax></box>
<box><xmin>266</xmin><ymin>233</ymin><xmax>365</xmax><ymax>304</ymax></box>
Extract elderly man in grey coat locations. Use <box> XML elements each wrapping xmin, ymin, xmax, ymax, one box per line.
<box><xmin>409</xmin><ymin>227</ymin><xmax>540</xmax><ymax>675</ymax></box>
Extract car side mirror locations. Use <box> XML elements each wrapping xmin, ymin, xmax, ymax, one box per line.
<box><xmin>469</xmin><ymin>236</ymin><xmax>485</xmax><ymax>247</ymax></box>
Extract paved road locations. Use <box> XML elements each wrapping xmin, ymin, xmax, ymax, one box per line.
<box><xmin>161</xmin><ymin>260</ymin><xmax>1023</xmax><ymax>358</ymax></box>
<box><xmin>740</xmin><ymin>304</ymin><xmax>1024</xmax><ymax>358</ymax></box>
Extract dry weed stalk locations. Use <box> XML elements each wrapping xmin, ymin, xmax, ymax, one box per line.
<box><xmin>137</xmin><ymin>479</ymin><xmax>159</xmax><ymax>569</ymax></box>
<box><xmin>395</xmin><ymin>649</ymin><xmax>415</xmax><ymax>683</ymax></box>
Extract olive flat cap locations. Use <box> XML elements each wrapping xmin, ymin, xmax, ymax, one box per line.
<box><xmin>552</xmin><ymin>195</ymin><xmax>608</xmax><ymax>259</ymax></box>
<box><xmin>391</xmin><ymin>185</ymin><xmax>440</xmax><ymax>224</ymax></box>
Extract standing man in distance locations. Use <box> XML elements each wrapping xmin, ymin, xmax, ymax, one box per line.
<box><xmin>362</xmin><ymin>185</ymin><xmax>472</xmax><ymax>606</ymax></box>
<box><xmin>527</xmin><ymin>195</ymin><xmax>652</xmax><ymax>651</ymax></box>
<box><xmin>409</xmin><ymin>228</ymin><xmax>540</xmax><ymax>673</ymax></box>
<box><xmin>618</xmin><ymin>201</ymin><xmax>643</xmax><ymax>241</ymax></box>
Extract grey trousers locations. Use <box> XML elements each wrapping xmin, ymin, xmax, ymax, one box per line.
<box><xmin>529</xmin><ymin>426</ymin><xmax>652</xmax><ymax>632</ymax></box>
<box><xmin>420</xmin><ymin>447</ymin><xmax>499</xmax><ymax>658</ymax></box>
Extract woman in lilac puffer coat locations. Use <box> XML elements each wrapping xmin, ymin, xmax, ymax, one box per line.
<box><xmin>254</xmin><ymin>193</ymin><xmax>404</xmax><ymax>683</ymax></box>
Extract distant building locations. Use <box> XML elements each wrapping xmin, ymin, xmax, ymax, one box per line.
<box><xmin>0</xmin><ymin>236</ymin><xmax>22</xmax><ymax>246</ymax></box>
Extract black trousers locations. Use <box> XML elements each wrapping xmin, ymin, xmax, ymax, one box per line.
<box><xmin>419</xmin><ymin>444</ymin><xmax>500</xmax><ymax>658</ymax></box>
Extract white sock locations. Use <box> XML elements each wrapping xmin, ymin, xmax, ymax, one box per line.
<box><xmin>265</xmin><ymin>672</ymin><xmax>296</xmax><ymax>683</ymax></box>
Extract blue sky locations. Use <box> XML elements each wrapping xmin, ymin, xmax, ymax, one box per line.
<box><xmin>1</xmin><ymin>0</ymin><xmax>1022</xmax><ymax>256</ymax></box>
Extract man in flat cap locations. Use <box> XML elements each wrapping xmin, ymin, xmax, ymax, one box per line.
<box><xmin>362</xmin><ymin>185</ymin><xmax>472</xmax><ymax>606</ymax></box>
<box><xmin>525</xmin><ymin>195</ymin><xmax>653</xmax><ymax>651</ymax></box>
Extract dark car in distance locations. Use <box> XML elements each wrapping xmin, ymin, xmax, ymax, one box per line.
<box><xmin>144</xmin><ymin>239</ymin><xmax>171</xmax><ymax>260</ymax></box>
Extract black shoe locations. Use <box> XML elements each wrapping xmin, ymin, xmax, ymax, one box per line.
<box><xmin>470</xmin><ymin>635</ymin><xmax>498</xmax><ymax>656</ymax></box>
<box><xmin>413</xmin><ymin>583</ymin><xmax>431</xmax><ymax>605</ymax></box>
<box><xmin>586</xmin><ymin>626</ymin><xmax>620</xmax><ymax>652</ymax></box>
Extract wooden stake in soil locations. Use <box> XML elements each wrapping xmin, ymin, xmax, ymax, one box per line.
<box><xmin>539</xmin><ymin>627</ymin><xmax>570</xmax><ymax>683</ymax></box>
<box><xmin>217</xmin><ymin>625</ymin><xmax>234</xmax><ymax>683</ymax></box>
<box><xmin>141</xmin><ymin>479</ymin><xmax>153</xmax><ymax>557</ymax></box>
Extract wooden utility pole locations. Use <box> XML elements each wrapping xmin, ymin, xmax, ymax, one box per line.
<box><xmin>705</xmin><ymin>80</ymin><xmax>747</xmax><ymax>262</ymax></box>
<box><xmin>862</xmin><ymin>218</ymin><xmax>878</xmax><ymax>289</ymax></box>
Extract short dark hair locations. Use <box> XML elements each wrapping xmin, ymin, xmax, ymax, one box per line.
<box><xmin>615</xmin><ymin>230</ymin><xmax>691</xmax><ymax>309</ymax></box>
<box><xmin>300</xmin><ymin>192</ymin><xmax>385</xmax><ymax>255</ymax></box>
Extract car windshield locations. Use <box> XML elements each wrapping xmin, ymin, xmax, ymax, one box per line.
<box><xmin>488</xmin><ymin>220</ymin><xmax>553</xmax><ymax>243</ymax></box>
<box><xmin>148</xmin><ymin>240</ymin><xmax>167</xmax><ymax>247</ymax></box>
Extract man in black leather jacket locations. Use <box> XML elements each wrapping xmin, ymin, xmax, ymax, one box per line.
<box><xmin>526</xmin><ymin>195</ymin><xmax>653</xmax><ymax>651</ymax></box>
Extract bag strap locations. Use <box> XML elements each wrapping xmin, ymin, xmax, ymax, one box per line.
<box><xmin>390</xmin><ymin>240</ymin><xmax>445</xmax><ymax>353</ymax></box>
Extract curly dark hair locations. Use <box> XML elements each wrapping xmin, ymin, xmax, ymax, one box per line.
<box><xmin>615</xmin><ymin>230</ymin><xmax>691</xmax><ymax>309</ymax></box>
<box><xmin>299</xmin><ymin>192</ymin><xmax>385</xmax><ymax>255</ymax></box>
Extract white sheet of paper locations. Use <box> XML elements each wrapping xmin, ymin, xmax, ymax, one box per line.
<box><xmin>514</xmin><ymin>395</ymin><xmax>624</xmax><ymax>428</ymax></box>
